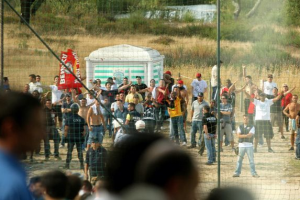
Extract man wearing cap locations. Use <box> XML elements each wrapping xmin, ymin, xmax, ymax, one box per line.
<box><xmin>245</xmin><ymin>90</ymin><xmax>283</xmax><ymax>153</ymax></box>
<box><xmin>188</xmin><ymin>92</ymin><xmax>208</xmax><ymax>152</ymax></box>
<box><xmin>262</xmin><ymin>74</ymin><xmax>277</xmax><ymax>98</ymax></box>
<box><xmin>60</xmin><ymin>93</ymin><xmax>73</xmax><ymax>148</ymax></box>
<box><xmin>125</xmin><ymin>85</ymin><xmax>143</xmax><ymax>103</ymax></box>
<box><xmin>191</xmin><ymin>73</ymin><xmax>207</xmax><ymax>102</ymax></box>
<box><xmin>164</xmin><ymin>71</ymin><xmax>174</xmax><ymax>93</ymax></box>
<box><xmin>64</xmin><ymin>103</ymin><xmax>86</xmax><ymax>169</ymax></box>
<box><xmin>281</xmin><ymin>84</ymin><xmax>294</xmax><ymax>132</ymax></box>
<box><xmin>84</xmin><ymin>137</ymin><xmax>108</xmax><ymax>184</ymax></box>
<box><xmin>135</xmin><ymin>76</ymin><xmax>148</xmax><ymax>100</ymax></box>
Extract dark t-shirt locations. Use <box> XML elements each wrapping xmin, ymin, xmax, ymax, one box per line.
<box><xmin>85</xmin><ymin>146</ymin><xmax>108</xmax><ymax>177</ymax></box>
<box><xmin>135</xmin><ymin>83</ymin><xmax>148</xmax><ymax>99</ymax></box>
<box><xmin>269</xmin><ymin>95</ymin><xmax>283</xmax><ymax>113</ymax></box>
<box><xmin>101</xmin><ymin>89</ymin><xmax>119</xmax><ymax>105</ymax></box>
<box><xmin>62</xmin><ymin>101</ymin><xmax>73</xmax><ymax>119</ymax></box>
<box><xmin>144</xmin><ymin>101</ymin><xmax>155</xmax><ymax>118</ymax></box>
<box><xmin>65</xmin><ymin>114</ymin><xmax>85</xmax><ymax>142</ymax></box>
<box><xmin>202</xmin><ymin>113</ymin><xmax>217</xmax><ymax>134</ymax></box>
<box><xmin>44</xmin><ymin>107</ymin><xmax>55</xmax><ymax>127</ymax></box>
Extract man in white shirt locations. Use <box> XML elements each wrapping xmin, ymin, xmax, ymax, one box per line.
<box><xmin>262</xmin><ymin>74</ymin><xmax>277</xmax><ymax>96</ymax></box>
<box><xmin>233</xmin><ymin>115</ymin><xmax>259</xmax><ymax>178</ymax></box>
<box><xmin>191</xmin><ymin>73</ymin><xmax>207</xmax><ymax>102</ymax></box>
<box><xmin>29</xmin><ymin>74</ymin><xmax>43</xmax><ymax>93</ymax></box>
<box><xmin>245</xmin><ymin>91</ymin><xmax>283</xmax><ymax>153</ymax></box>
<box><xmin>211</xmin><ymin>61</ymin><xmax>222</xmax><ymax>100</ymax></box>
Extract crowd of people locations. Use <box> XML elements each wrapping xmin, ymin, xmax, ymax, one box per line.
<box><xmin>1</xmin><ymin>63</ymin><xmax>300</xmax><ymax>199</ymax></box>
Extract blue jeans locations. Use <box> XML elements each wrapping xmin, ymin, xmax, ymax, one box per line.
<box><xmin>82</xmin><ymin>125</ymin><xmax>89</xmax><ymax>149</ymax></box>
<box><xmin>171</xmin><ymin>116</ymin><xmax>187</xmax><ymax>144</ymax></box>
<box><xmin>204</xmin><ymin>134</ymin><xmax>216</xmax><ymax>163</ymax></box>
<box><xmin>60</xmin><ymin>119</ymin><xmax>66</xmax><ymax>145</ymax></box>
<box><xmin>234</xmin><ymin>146</ymin><xmax>257</xmax><ymax>175</ymax></box>
<box><xmin>103</xmin><ymin>114</ymin><xmax>112</xmax><ymax>137</ymax></box>
<box><xmin>155</xmin><ymin>104</ymin><xmax>166</xmax><ymax>130</ymax></box>
<box><xmin>88</xmin><ymin>125</ymin><xmax>104</xmax><ymax>144</ymax></box>
<box><xmin>66</xmin><ymin>141</ymin><xmax>84</xmax><ymax>165</ymax></box>
<box><xmin>190</xmin><ymin>121</ymin><xmax>203</xmax><ymax>146</ymax></box>
<box><xmin>212</xmin><ymin>86</ymin><xmax>217</xmax><ymax>100</ymax></box>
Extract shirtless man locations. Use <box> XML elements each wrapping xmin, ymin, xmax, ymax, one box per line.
<box><xmin>177</xmin><ymin>80</ymin><xmax>189</xmax><ymax>132</ymax></box>
<box><xmin>283</xmin><ymin>95</ymin><xmax>300</xmax><ymax>151</ymax></box>
<box><xmin>87</xmin><ymin>100</ymin><xmax>106</xmax><ymax>150</ymax></box>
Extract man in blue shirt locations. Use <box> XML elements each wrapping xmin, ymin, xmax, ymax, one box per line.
<box><xmin>0</xmin><ymin>92</ymin><xmax>44</xmax><ymax>200</ymax></box>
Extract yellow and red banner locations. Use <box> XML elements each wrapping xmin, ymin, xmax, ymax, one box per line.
<box><xmin>58</xmin><ymin>49</ymin><xmax>82</xmax><ymax>90</ymax></box>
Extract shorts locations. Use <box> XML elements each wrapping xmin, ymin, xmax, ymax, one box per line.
<box><xmin>53</xmin><ymin>104</ymin><xmax>62</xmax><ymax>121</ymax></box>
<box><xmin>289</xmin><ymin>118</ymin><xmax>296</xmax><ymax>131</ymax></box>
<box><xmin>88</xmin><ymin>125</ymin><xmax>104</xmax><ymax>144</ymax></box>
<box><xmin>255</xmin><ymin>120</ymin><xmax>274</xmax><ymax>139</ymax></box>
<box><xmin>270</xmin><ymin>113</ymin><xmax>283</xmax><ymax>127</ymax></box>
<box><xmin>220</xmin><ymin>123</ymin><xmax>233</xmax><ymax>142</ymax></box>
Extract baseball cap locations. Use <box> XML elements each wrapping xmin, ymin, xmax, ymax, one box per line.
<box><xmin>135</xmin><ymin>120</ymin><xmax>145</xmax><ymax>130</ymax></box>
<box><xmin>177</xmin><ymin>80</ymin><xmax>184</xmax><ymax>84</ymax></box>
<box><xmin>196</xmin><ymin>73</ymin><xmax>201</xmax><ymax>78</ymax></box>
<box><xmin>112</xmin><ymin>118</ymin><xmax>123</xmax><ymax>129</ymax></box>
<box><xmin>165</xmin><ymin>71</ymin><xmax>172</xmax><ymax>75</ymax></box>
<box><xmin>198</xmin><ymin>92</ymin><xmax>204</xmax><ymax>97</ymax></box>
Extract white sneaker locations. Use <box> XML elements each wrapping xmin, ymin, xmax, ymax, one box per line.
<box><xmin>182</xmin><ymin>142</ymin><xmax>187</xmax><ymax>146</ymax></box>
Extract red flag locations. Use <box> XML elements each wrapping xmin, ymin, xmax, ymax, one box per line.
<box><xmin>58</xmin><ymin>49</ymin><xmax>82</xmax><ymax>90</ymax></box>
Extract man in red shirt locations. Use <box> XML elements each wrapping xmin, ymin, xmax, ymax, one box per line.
<box><xmin>155</xmin><ymin>79</ymin><xmax>169</xmax><ymax>133</ymax></box>
<box><xmin>281</xmin><ymin>84</ymin><xmax>295</xmax><ymax>132</ymax></box>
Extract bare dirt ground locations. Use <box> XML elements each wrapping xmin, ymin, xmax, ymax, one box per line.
<box><xmin>24</xmin><ymin>120</ymin><xmax>300</xmax><ymax>200</ymax></box>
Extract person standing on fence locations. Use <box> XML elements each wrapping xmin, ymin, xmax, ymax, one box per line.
<box><xmin>188</xmin><ymin>92</ymin><xmax>208</xmax><ymax>154</ymax></box>
<box><xmin>262</xmin><ymin>74</ymin><xmax>277</xmax><ymax>97</ymax></box>
<box><xmin>211</xmin><ymin>61</ymin><xmax>222</xmax><ymax>100</ymax></box>
<box><xmin>191</xmin><ymin>73</ymin><xmax>207</xmax><ymax>102</ymax></box>
<box><xmin>135</xmin><ymin>76</ymin><xmax>148</xmax><ymax>100</ymax></box>
<box><xmin>281</xmin><ymin>84</ymin><xmax>294</xmax><ymax>132</ymax></box>
<box><xmin>283</xmin><ymin>94</ymin><xmax>300</xmax><ymax>151</ymax></box>
<box><xmin>233</xmin><ymin>115</ymin><xmax>259</xmax><ymax>178</ymax></box>
<box><xmin>219</xmin><ymin>95</ymin><xmax>236</xmax><ymax>152</ymax></box>
<box><xmin>245</xmin><ymin>90</ymin><xmax>283</xmax><ymax>153</ymax></box>
<box><xmin>64</xmin><ymin>103</ymin><xmax>86</xmax><ymax>169</ymax></box>
<box><xmin>166</xmin><ymin>91</ymin><xmax>187</xmax><ymax>145</ymax></box>
<box><xmin>202</xmin><ymin>105</ymin><xmax>217</xmax><ymax>165</ymax></box>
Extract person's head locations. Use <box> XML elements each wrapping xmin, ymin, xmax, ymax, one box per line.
<box><xmin>136</xmin><ymin>76</ymin><xmax>142</xmax><ymax>84</ymax></box>
<box><xmin>267</xmin><ymin>74</ymin><xmax>273</xmax><ymax>83</ymax></box>
<box><xmin>221</xmin><ymin>95</ymin><xmax>228</xmax><ymax>103</ymax></box>
<box><xmin>71</xmin><ymin>103</ymin><xmax>80</xmax><ymax>114</ymax></box>
<box><xmin>36</xmin><ymin>75</ymin><xmax>41</xmax><ymax>82</ymax></box>
<box><xmin>45</xmin><ymin>99</ymin><xmax>52</xmax><ymax>109</ymax></box>
<box><xmin>165</xmin><ymin>71</ymin><xmax>172</xmax><ymax>77</ymax></box>
<box><xmin>171</xmin><ymin>91</ymin><xmax>177</xmax><ymax>99</ymax></box>
<box><xmin>119</xmin><ymin>92</ymin><xmax>125</xmax><ymax>100</ymax></box>
<box><xmin>0</xmin><ymin>92</ymin><xmax>44</xmax><ymax>155</ymax></box>
<box><xmin>105</xmin><ymin>82</ymin><xmax>112</xmax><ymax>90</ymax></box>
<box><xmin>133</xmin><ymin>94</ymin><xmax>139</xmax><ymax>104</ymax></box>
<box><xmin>41</xmin><ymin>170</ymin><xmax>68</xmax><ymax>199</ymax></box>
<box><xmin>210</xmin><ymin>100</ymin><xmax>216</xmax><ymax>107</ymax></box>
<box><xmin>32</xmin><ymin>90</ymin><xmax>40</xmax><ymax>99</ymax></box>
<box><xmin>107</xmin><ymin>77</ymin><xmax>113</xmax><ymax>84</ymax></box>
<box><xmin>243</xmin><ymin>115</ymin><xmax>249</xmax><ymax>124</ymax></box>
<box><xmin>197</xmin><ymin>92</ymin><xmax>204</xmax><ymax>102</ymax></box>
<box><xmin>292</xmin><ymin>95</ymin><xmax>298</xmax><ymax>103</ymax></box>
<box><xmin>24</xmin><ymin>84</ymin><xmax>29</xmax><ymax>92</ymax></box>
<box><xmin>128</xmin><ymin>103</ymin><xmax>135</xmax><ymax>111</ymax></box>
<box><xmin>225</xmin><ymin>79</ymin><xmax>232</xmax><ymax>88</ymax></box>
<box><xmin>273</xmin><ymin>87</ymin><xmax>278</xmax><ymax>95</ymax></box>
<box><xmin>196</xmin><ymin>73</ymin><xmax>201</xmax><ymax>80</ymax></box>
<box><xmin>258</xmin><ymin>92</ymin><xmax>266</xmax><ymax>102</ymax></box>
<box><xmin>282</xmin><ymin>83</ymin><xmax>288</xmax><ymax>92</ymax></box>
<box><xmin>177</xmin><ymin>80</ymin><xmax>184</xmax><ymax>87</ymax></box>
<box><xmin>173</xmin><ymin>86</ymin><xmax>179</xmax><ymax>93</ymax></box>
<box><xmin>88</xmin><ymin>92</ymin><xmax>95</xmax><ymax>99</ymax></box>
<box><xmin>245</xmin><ymin>75</ymin><xmax>252</xmax><ymax>84</ymax></box>
<box><xmin>115</xmin><ymin>94</ymin><xmax>120</xmax><ymax>101</ymax></box>
<box><xmin>29</xmin><ymin>74</ymin><xmax>36</xmax><ymax>82</ymax></box>
<box><xmin>65</xmin><ymin>175</ymin><xmax>82</xmax><ymax>200</ymax></box>
<box><xmin>117</xmin><ymin>100</ymin><xmax>124</xmax><ymax>109</ymax></box>
<box><xmin>3</xmin><ymin>77</ymin><xmax>8</xmax><ymax>84</ymax></box>
<box><xmin>29</xmin><ymin>176</ymin><xmax>43</xmax><ymax>198</ymax></box>
<box><xmin>159</xmin><ymin>79</ymin><xmax>166</xmax><ymax>87</ymax></box>
<box><xmin>81</xmin><ymin>98</ymin><xmax>87</xmax><ymax>107</ymax></box>
<box><xmin>145</xmin><ymin>93</ymin><xmax>152</xmax><ymax>101</ymax></box>
<box><xmin>54</xmin><ymin>76</ymin><xmax>59</xmax><ymax>84</ymax></box>
<box><xmin>130</xmin><ymin>85</ymin><xmax>137</xmax><ymax>94</ymax></box>
<box><xmin>123</xmin><ymin>77</ymin><xmax>128</xmax><ymax>85</ymax></box>
<box><xmin>150</xmin><ymin>79</ymin><xmax>155</xmax><ymax>87</ymax></box>
<box><xmin>203</xmin><ymin>105</ymin><xmax>210</xmax><ymax>114</ymax></box>
<box><xmin>66</xmin><ymin>94</ymin><xmax>71</xmax><ymax>102</ymax></box>
<box><xmin>96</xmin><ymin>79</ymin><xmax>101</xmax><ymax>86</ymax></box>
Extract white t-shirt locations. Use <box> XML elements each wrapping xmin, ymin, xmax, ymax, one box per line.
<box><xmin>29</xmin><ymin>82</ymin><xmax>43</xmax><ymax>94</ymax></box>
<box><xmin>191</xmin><ymin>79</ymin><xmax>207</xmax><ymax>97</ymax></box>
<box><xmin>263</xmin><ymin>81</ymin><xmax>277</xmax><ymax>95</ymax></box>
<box><xmin>86</xmin><ymin>97</ymin><xmax>95</xmax><ymax>106</ymax></box>
<box><xmin>49</xmin><ymin>85</ymin><xmax>63</xmax><ymax>104</ymax></box>
<box><xmin>253</xmin><ymin>99</ymin><xmax>273</xmax><ymax>121</ymax></box>
<box><xmin>237</xmin><ymin>126</ymin><xmax>255</xmax><ymax>148</ymax></box>
<box><xmin>211</xmin><ymin>65</ymin><xmax>218</xmax><ymax>87</ymax></box>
